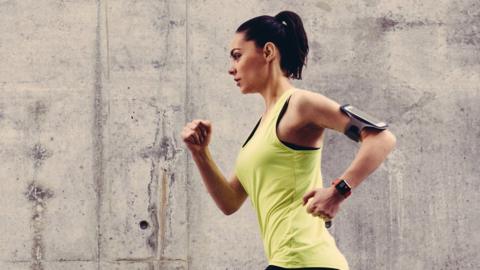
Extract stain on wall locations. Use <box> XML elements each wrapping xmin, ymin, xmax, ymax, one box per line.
<box><xmin>25</xmin><ymin>183</ymin><xmax>54</xmax><ymax>270</ymax></box>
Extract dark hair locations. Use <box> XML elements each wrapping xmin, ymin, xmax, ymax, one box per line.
<box><xmin>236</xmin><ymin>10</ymin><xmax>309</xmax><ymax>80</ymax></box>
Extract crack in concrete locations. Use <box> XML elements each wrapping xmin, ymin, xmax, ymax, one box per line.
<box><xmin>145</xmin><ymin>108</ymin><xmax>162</xmax><ymax>254</ymax></box>
<box><xmin>23</xmin><ymin>86</ymin><xmax>54</xmax><ymax>270</ymax></box>
<box><xmin>377</xmin><ymin>12</ymin><xmax>444</xmax><ymax>32</ymax></box>
<box><xmin>142</xmin><ymin>105</ymin><xmax>182</xmax><ymax>260</ymax></box>
<box><xmin>159</xmin><ymin>170</ymin><xmax>168</xmax><ymax>259</ymax></box>
<box><xmin>146</xmin><ymin>158</ymin><xmax>160</xmax><ymax>253</ymax></box>
<box><xmin>25</xmin><ymin>182</ymin><xmax>54</xmax><ymax>270</ymax></box>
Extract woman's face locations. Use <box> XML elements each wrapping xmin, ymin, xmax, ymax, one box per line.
<box><xmin>228</xmin><ymin>32</ymin><xmax>269</xmax><ymax>94</ymax></box>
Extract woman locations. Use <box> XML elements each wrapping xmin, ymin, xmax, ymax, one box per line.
<box><xmin>181</xmin><ymin>11</ymin><xmax>396</xmax><ymax>270</ymax></box>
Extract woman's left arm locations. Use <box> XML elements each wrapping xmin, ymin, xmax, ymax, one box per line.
<box><xmin>296</xmin><ymin>90</ymin><xmax>396</xmax><ymax>219</ymax></box>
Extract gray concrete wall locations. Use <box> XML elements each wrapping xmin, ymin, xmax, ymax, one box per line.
<box><xmin>0</xmin><ymin>1</ymin><xmax>478</xmax><ymax>270</ymax></box>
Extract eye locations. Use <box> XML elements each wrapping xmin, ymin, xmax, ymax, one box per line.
<box><xmin>233</xmin><ymin>53</ymin><xmax>241</xmax><ymax>60</ymax></box>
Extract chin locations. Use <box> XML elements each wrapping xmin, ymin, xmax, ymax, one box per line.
<box><xmin>239</xmin><ymin>86</ymin><xmax>255</xmax><ymax>95</ymax></box>
<box><xmin>239</xmin><ymin>86</ymin><xmax>248</xmax><ymax>94</ymax></box>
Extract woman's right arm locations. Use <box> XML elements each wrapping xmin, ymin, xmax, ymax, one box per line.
<box><xmin>181</xmin><ymin>119</ymin><xmax>248</xmax><ymax>215</ymax></box>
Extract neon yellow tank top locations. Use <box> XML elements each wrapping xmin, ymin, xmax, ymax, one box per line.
<box><xmin>234</xmin><ymin>88</ymin><xmax>349</xmax><ymax>269</ymax></box>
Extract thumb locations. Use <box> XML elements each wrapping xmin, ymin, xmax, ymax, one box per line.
<box><xmin>302</xmin><ymin>189</ymin><xmax>316</xmax><ymax>206</ymax></box>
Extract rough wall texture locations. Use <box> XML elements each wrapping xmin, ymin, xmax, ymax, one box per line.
<box><xmin>0</xmin><ymin>1</ymin><xmax>478</xmax><ymax>270</ymax></box>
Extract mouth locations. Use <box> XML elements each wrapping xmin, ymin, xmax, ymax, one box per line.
<box><xmin>234</xmin><ymin>78</ymin><xmax>241</xmax><ymax>85</ymax></box>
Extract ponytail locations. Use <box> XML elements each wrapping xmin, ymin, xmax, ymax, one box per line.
<box><xmin>273</xmin><ymin>11</ymin><xmax>309</xmax><ymax>79</ymax></box>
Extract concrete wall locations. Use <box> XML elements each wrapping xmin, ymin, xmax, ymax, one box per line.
<box><xmin>0</xmin><ymin>1</ymin><xmax>478</xmax><ymax>269</ymax></box>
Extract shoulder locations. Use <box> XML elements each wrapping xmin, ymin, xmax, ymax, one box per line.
<box><xmin>290</xmin><ymin>88</ymin><xmax>339</xmax><ymax>116</ymax></box>
<box><xmin>290</xmin><ymin>88</ymin><xmax>349</xmax><ymax>133</ymax></box>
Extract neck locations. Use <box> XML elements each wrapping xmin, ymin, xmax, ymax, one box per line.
<box><xmin>259</xmin><ymin>76</ymin><xmax>294</xmax><ymax>115</ymax></box>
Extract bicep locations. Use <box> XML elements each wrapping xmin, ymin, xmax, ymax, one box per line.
<box><xmin>297</xmin><ymin>90</ymin><xmax>350</xmax><ymax>133</ymax></box>
<box><xmin>228</xmin><ymin>173</ymin><xmax>248</xmax><ymax>207</ymax></box>
<box><xmin>298</xmin><ymin>90</ymin><xmax>393</xmax><ymax>143</ymax></box>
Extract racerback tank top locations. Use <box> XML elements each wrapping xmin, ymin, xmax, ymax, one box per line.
<box><xmin>234</xmin><ymin>88</ymin><xmax>349</xmax><ymax>269</ymax></box>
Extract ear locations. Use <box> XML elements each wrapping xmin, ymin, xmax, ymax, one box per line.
<box><xmin>263</xmin><ymin>42</ymin><xmax>277</xmax><ymax>62</ymax></box>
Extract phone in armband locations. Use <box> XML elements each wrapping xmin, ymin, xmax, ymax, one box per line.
<box><xmin>340</xmin><ymin>104</ymin><xmax>388</xmax><ymax>142</ymax></box>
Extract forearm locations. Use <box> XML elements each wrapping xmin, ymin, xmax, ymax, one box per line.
<box><xmin>339</xmin><ymin>129</ymin><xmax>396</xmax><ymax>189</ymax></box>
<box><xmin>191</xmin><ymin>148</ymin><xmax>238</xmax><ymax>214</ymax></box>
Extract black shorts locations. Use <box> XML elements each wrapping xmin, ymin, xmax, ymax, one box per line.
<box><xmin>265</xmin><ymin>265</ymin><xmax>339</xmax><ymax>270</ymax></box>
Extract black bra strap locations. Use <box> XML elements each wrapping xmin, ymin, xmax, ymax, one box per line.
<box><xmin>276</xmin><ymin>95</ymin><xmax>320</xmax><ymax>151</ymax></box>
<box><xmin>242</xmin><ymin>117</ymin><xmax>261</xmax><ymax>148</ymax></box>
<box><xmin>242</xmin><ymin>94</ymin><xmax>321</xmax><ymax>150</ymax></box>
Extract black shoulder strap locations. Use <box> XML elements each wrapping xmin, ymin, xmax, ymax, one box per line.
<box><xmin>242</xmin><ymin>117</ymin><xmax>261</xmax><ymax>148</ymax></box>
<box><xmin>276</xmin><ymin>95</ymin><xmax>320</xmax><ymax>151</ymax></box>
<box><xmin>277</xmin><ymin>95</ymin><xmax>292</xmax><ymax>127</ymax></box>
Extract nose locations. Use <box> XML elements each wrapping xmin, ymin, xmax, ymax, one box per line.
<box><xmin>228</xmin><ymin>65</ymin><xmax>236</xmax><ymax>76</ymax></box>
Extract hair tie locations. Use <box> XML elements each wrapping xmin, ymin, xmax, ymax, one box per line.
<box><xmin>275</xmin><ymin>16</ymin><xmax>287</xmax><ymax>27</ymax></box>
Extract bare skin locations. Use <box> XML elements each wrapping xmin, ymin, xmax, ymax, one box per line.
<box><xmin>181</xmin><ymin>32</ymin><xmax>396</xmax><ymax>220</ymax></box>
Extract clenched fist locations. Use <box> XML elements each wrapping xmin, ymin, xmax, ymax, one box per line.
<box><xmin>181</xmin><ymin>119</ymin><xmax>212</xmax><ymax>153</ymax></box>
<box><xmin>302</xmin><ymin>186</ymin><xmax>346</xmax><ymax>221</ymax></box>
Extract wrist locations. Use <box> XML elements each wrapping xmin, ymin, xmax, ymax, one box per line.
<box><xmin>331</xmin><ymin>178</ymin><xmax>352</xmax><ymax>199</ymax></box>
<box><xmin>328</xmin><ymin>186</ymin><xmax>346</xmax><ymax>202</ymax></box>
<box><xmin>191</xmin><ymin>147</ymin><xmax>210</xmax><ymax>160</ymax></box>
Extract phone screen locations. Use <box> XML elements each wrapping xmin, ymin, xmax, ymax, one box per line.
<box><xmin>344</xmin><ymin>105</ymin><xmax>387</xmax><ymax>127</ymax></box>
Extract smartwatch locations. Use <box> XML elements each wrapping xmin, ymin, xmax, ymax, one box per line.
<box><xmin>331</xmin><ymin>178</ymin><xmax>352</xmax><ymax>198</ymax></box>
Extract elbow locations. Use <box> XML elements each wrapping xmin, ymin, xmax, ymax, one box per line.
<box><xmin>364</xmin><ymin>129</ymin><xmax>396</xmax><ymax>152</ymax></box>
<box><xmin>221</xmin><ymin>203</ymin><xmax>239</xmax><ymax>216</ymax></box>
<box><xmin>362</xmin><ymin>129</ymin><xmax>397</xmax><ymax>150</ymax></box>
<box><xmin>222</xmin><ymin>207</ymin><xmax>237</xmax><ymax>216</ymax></box>
<box><xmin>385</xmin><ymin>130</ymin><xmax>397</xmax><ymax>152</ymax></box>
<box><xmin>223</xmin><ymin>210</ymin><xmax>234</xmax><ymax>216</ymax></box>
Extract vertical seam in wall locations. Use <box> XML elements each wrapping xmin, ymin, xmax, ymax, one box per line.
<box><xmin>104</xmin><ymin>0</ymin><xmax>110</xmax><ymax>80</ymax></box>
<box><xmin>94</xmin><ymin>0</ymin><xmax>105</xmax><ymax>269</ymax></box>
<box><xmin>185</xmin><ymin>0</ymin><xmax>191</xmax><ymax>269</ymax></box>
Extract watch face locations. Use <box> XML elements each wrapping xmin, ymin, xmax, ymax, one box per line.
<box><xmin>336</xmin><ymin>180</ymin><xmax>351</xmax><ymax>194</ymax></box>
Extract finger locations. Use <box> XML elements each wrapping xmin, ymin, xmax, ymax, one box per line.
<box><xmin>186</xmin><ymin>137</ymin><xmax>195</xmax><ymax>144</ymax></box>
<box><xmin>193</xmin><ymin>119</ymin><xmax>206</xmax><ymax>131</ymax></box>
<box><xmin>315</xmin><ymin>212</ymin><xmax>328</xmax><ymax>220</ymax></box>
<box><xmin>199</xmin><ymin>120</ymin><xmax>212</xmax><ymax>133</ymax></box>
<box><xmin>318</xmin><ymin>210</ymin><xmax>332</xmax><ymax>220</ymax></box>
<box><xmin>198</xmin><ymin>124</ymin><xmax>207</xmax><ymax>137</ymax></box>
<box><xmin>302</xmin><ymin>190</ymin><xmax>316</xmax><ymax>206</ymax></box>
<box><xmin>197</xmin><ymin>122</ymin><xmax>207</xmax><ymax>136</ymax></box>
<box><xmin>197</xmin><ymin>129</ymin><xmax>206</xmax><ymax>144</ymax></box>
<box><xmin>189</xmin><ymin>123</ymin><xmax>204</xmax><ymax>138</ymax></box>
<box><xmin>191</xmin><ymin>123</ymin><xmax>206</xmax><ymax>139</ymax></box>
<box><xmin>190</xmin><ymin>131</ymin><xmax>200</xmax><ymax>144</ymax></box>
<box><xmin>306</xmin><ymin>202</ymin><xmax>316</xmax><ymax>214</ymax></box>
<box><xmin>321</xmin><ymin>215</ymin><xmax>331</xmax><ymax>222</ymax></box>
<box><xmin>182</xmin><ymin>131</ymin><xmax>195</xmax><ymax>144</ymax></box>
<box><xmin>196</xmin><ymin>126</ymin><xmax>205</xmax><ymax>143</ymax></box>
